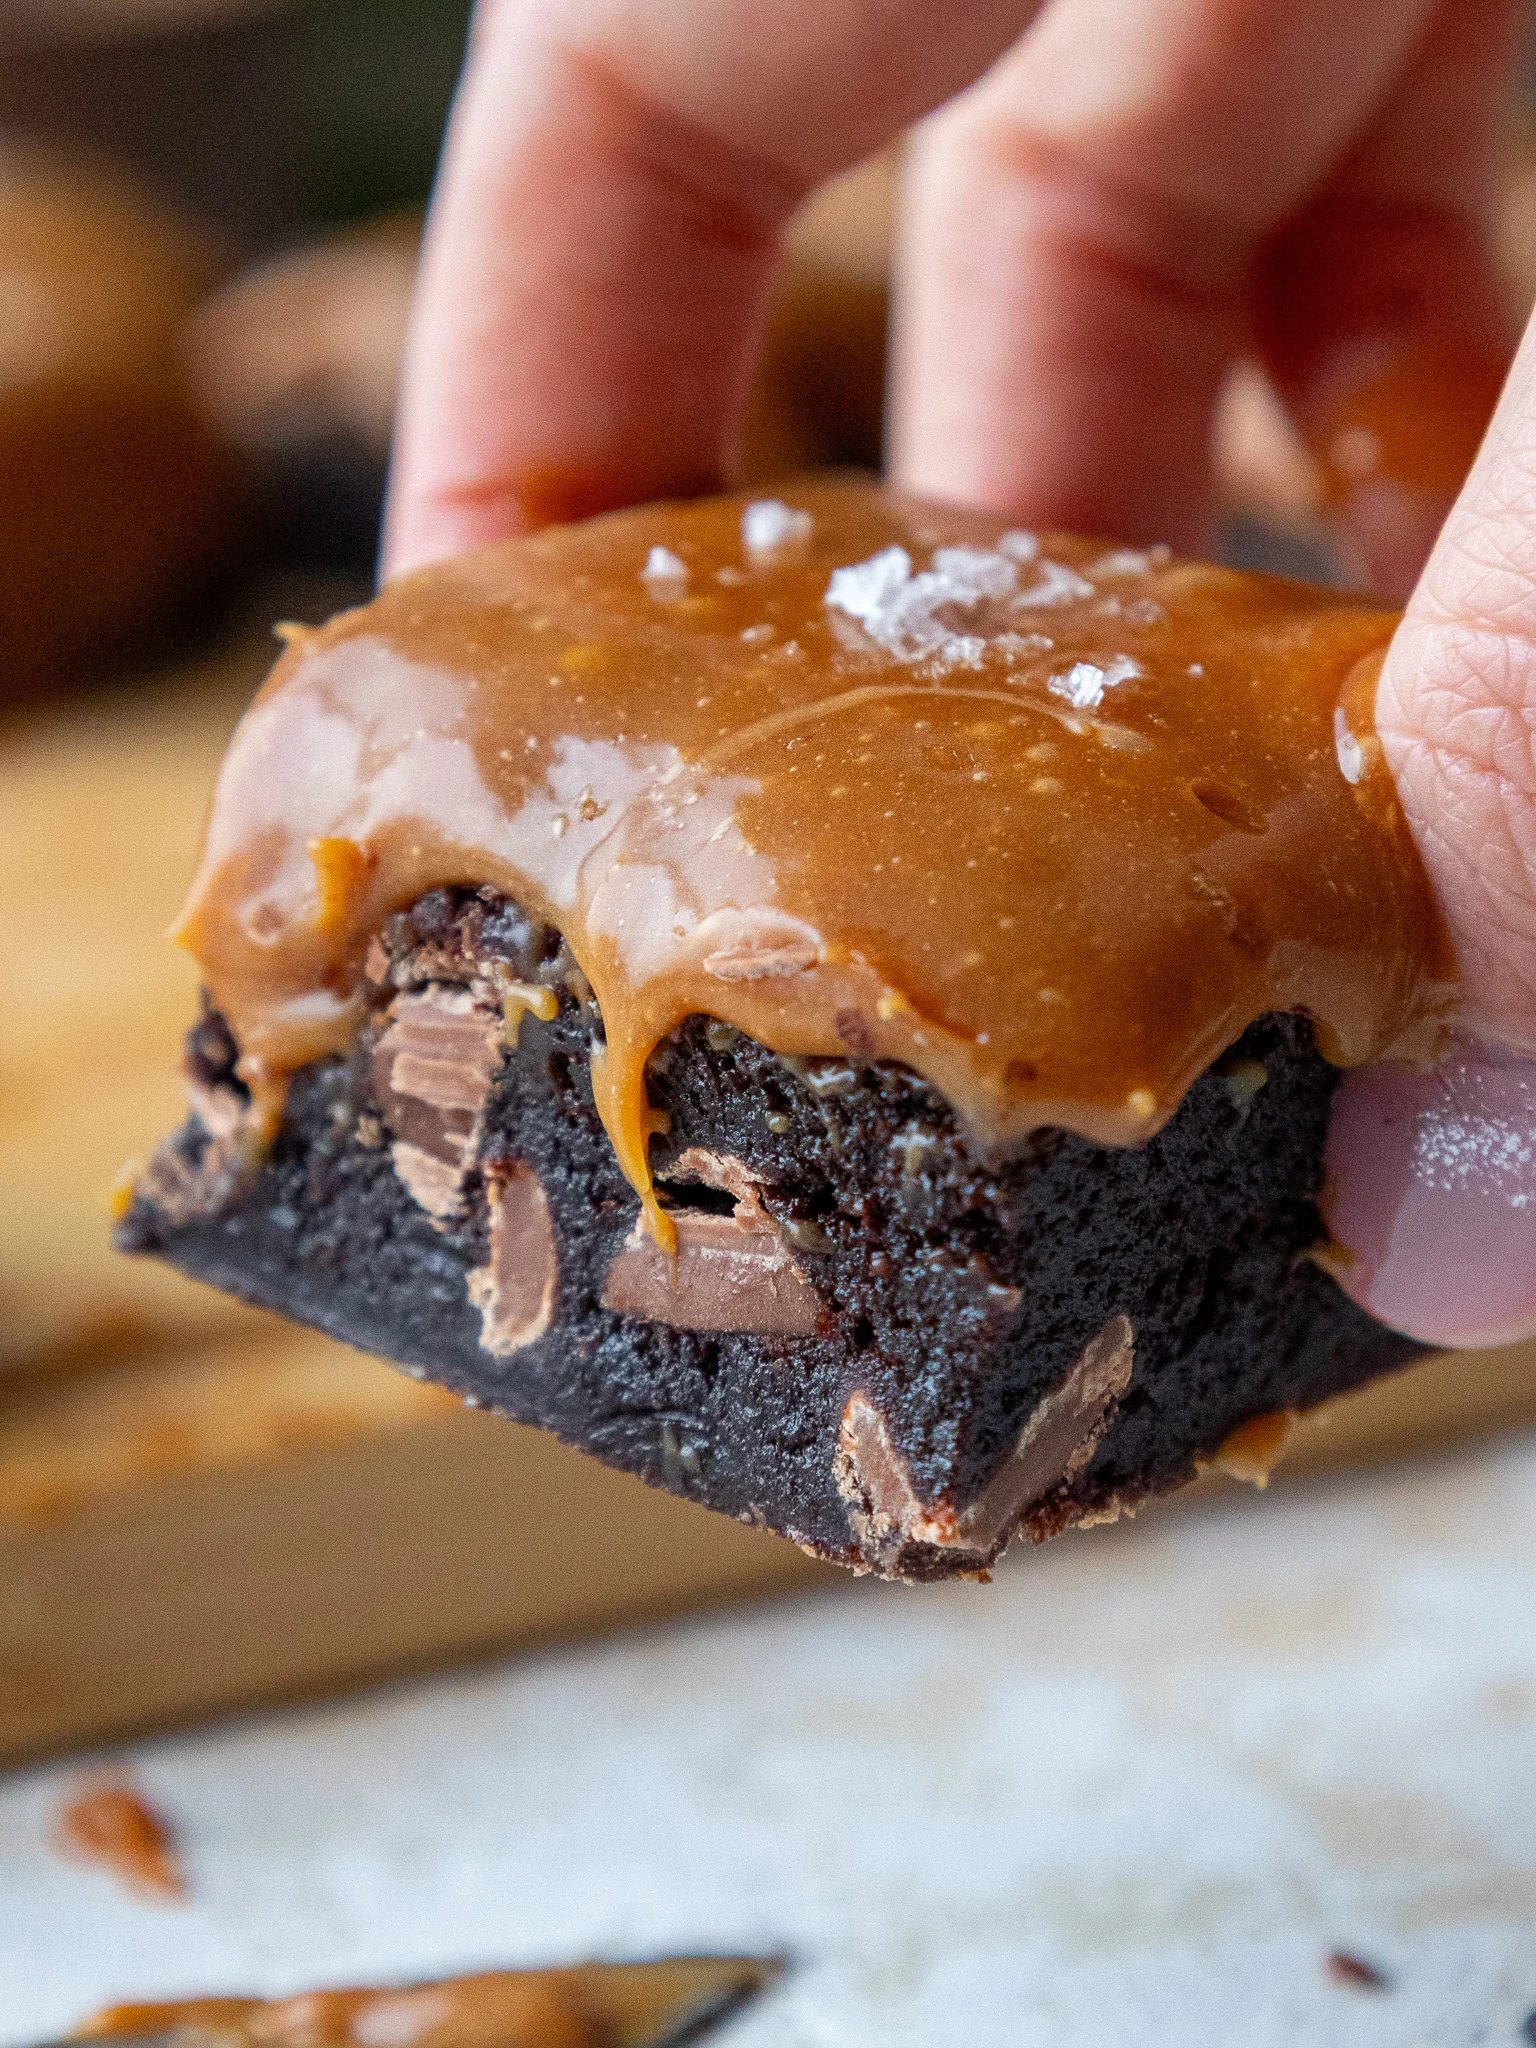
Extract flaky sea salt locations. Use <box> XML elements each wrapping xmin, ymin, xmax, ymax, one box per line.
<box><xmin>824</xmin><ymin>544</ymin><xmax>1019</xmax><ymax>665</ymax></box>
<box><xmin>995</xmin><ymin>630</ymin><xmax>1054</xmax><ymax>659</ymax></box>
<box><xmin>743</xmin><ymin>499</ymin><xmax>813</xmax><ymax>554</ymax></box>
<box><xmin>1088</xmin><ymin>545</ymin><xmax>1171</xmax><ymax>577</ymax></box>
<box><xmin>1047</xmin><ymin>654</ymin><xmax>1142</xmax><ymax>710</ymax></box>
<box><xmin>999</xmin><ymin>529</ymin><xmax>1040</xmax><ymax>563</ymax></box>
<box><xmin>640</xmin><ymin>545</ymin><xmax>688</xmax><ymax>589</ymax></box>
<box><xmin>1089</xmin><ymin>548</ymin><xmax>1151</xmax><ymax>577</ymax></box>
<box><xmin>1014</xmin><ymin>559</ymin><xmax>1095</xmax><ymax>608</ymax></box>
<box><xmin>931</xmin><ymin>546</ymin><xmax>1018</xmax><ymax>600</ymax></box>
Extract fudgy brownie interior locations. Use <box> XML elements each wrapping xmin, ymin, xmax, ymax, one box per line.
<box><xmin>121</xmin><ymin>883</ymin><xmax>1422</xmax><ymax>1580</ymax></box>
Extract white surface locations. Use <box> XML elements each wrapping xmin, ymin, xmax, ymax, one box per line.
<box><xmin>5</xmin><ymin>1436</ymin><xmax>1536</xmax><ymax>2044</ymax></box>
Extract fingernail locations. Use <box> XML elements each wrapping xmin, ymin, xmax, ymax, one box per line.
<box><xmin>1323</xmin><ymin>1038</ymin><xmax>1536</xmax><ymax>1348</ymax></box>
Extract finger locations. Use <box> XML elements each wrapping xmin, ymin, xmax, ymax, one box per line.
<box><xmin>1325</xmin><ymin>1040</ymin><xmax>1536</xmax><ymax>1348</ymax></box>
<box><xmin>891</xmin><ymin>0</ymin><xmax>1444</xmax><ymax>552</ymax></box>
<box><xmin>1253</xmin><ymin>0</ymin><xmax>1523</xmax><ymax>599</ymax></box>
<box><xmin>1321</xmin><ymin>294</ymin><xmax>1536</xmax><ymax>1344</ymax></box>
<box><xmin>383</xmin><ymin>0</ymin><xmax>1032</xmax><ymax>577</ymax></box>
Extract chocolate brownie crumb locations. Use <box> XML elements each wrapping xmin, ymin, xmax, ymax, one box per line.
<box><xmin>1325</xmin><ymin>1951</ymin><xmax>1390</xmax><ymax>1992</ymax></box>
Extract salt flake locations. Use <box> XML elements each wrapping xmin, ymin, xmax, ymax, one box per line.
<box><xmin>996</xmin><ymin>630</ymin><xmax>1053</xmax><ymax>659</ymax></box>
<box><xmin>641</xmin><ymin>545</ymin><xmax>688</xmax><ymax>590</ymax></box>
<box><xmin>999</xmin><ymin>529</ymin><xmax>1040</xmax><ymax>564</ymax></box>
<box><xmin>1089</xmin><ymin>544</ymin><xmax>1171</xmax><ymax>577</ymax></box>
<box><xmin>824</xmin><ymin>543</ymin><xmax>1019</xmax><ymax>666</ymax></box>
<box><xmin>1047</xmin><ymin>654</ymin><xmax>1142</xmax><ymax>711</ymax></box>
<box><xmin>931</xmin><ymin>546</ymin><xmax>1018</xmax><ymax>601</ymax></box>
<box><xmin>1334</xmin><ymin>706</ymin><xmax>1365</xmax><ymax>786</ymax></box>
<box><xmin>743</xmin><ymin>499</ymin><xmax>813</xmax><ymax>554</ymax></box>
<box><xmin>1014</xmin><ymin>559</ymin><xmax>1095</xmax><ymax>609</ymax></box>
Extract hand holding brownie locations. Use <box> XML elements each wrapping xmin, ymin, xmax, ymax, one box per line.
<box><xmin>382</xmin><ymin>0</ymin><xmax>1536</xmax><ymax>1350</ymax></box>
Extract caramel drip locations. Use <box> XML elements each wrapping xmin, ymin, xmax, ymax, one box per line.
<box><xmin>176</xmin><ymin>480</ymin><xmax>1452</xmax><ymax>1241</ymax></box>
<box><xmin>54</xmin><ymin>1781</ymin><xmax>184</xmax><ymax>1902</ymax></box>
<box><xmin>77</xmin><ymin>1957</ymin><xmax>769</xmax><ymax>2047</ymax></box>
<box><xmin>78</xmin><ymin>1973</ymin><xmax>591</xmax><ymax>2046</ymax></box>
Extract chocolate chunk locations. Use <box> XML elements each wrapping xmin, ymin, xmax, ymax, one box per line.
<box><xmin>603</xmin><ymin>1150</ymin><xmax>825</xmax><ymax>1336</ymax></box>
<box><xmin>836</xmin><ymin>1316</ymin><xmax>1135</xmax><ymax>1570</ymax></box>
<box><xmin>371</xmin><ymin>985</ymin><xmax>503</xmax><ymax>1221</ymax></box>
<box><xmin>134</xmin><ymin>1077</ymin><xmax>255</xmax><ymax>1227</ymax></box>
<box><xmin>603</xmin><ymin>1215</ymin><xmax>825</xmax><ymax>1337</ymax></box>
<box><xmin>466</xmin><ymin>1161</ymin><xmax>558</xmax><ymax>1354</ymax></box>
<box><xmin>960</xmin><ymin>1315</ymin><xmax>1135</xmax><ymax>1540</ymax></box>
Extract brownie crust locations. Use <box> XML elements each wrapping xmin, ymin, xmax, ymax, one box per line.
<box><xmin>120</xmin><ymin>886</ymin><xmax>1424</xmax><ymax>1579</ymax></box>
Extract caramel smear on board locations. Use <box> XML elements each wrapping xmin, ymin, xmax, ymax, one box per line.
<box><xmin>175</xmin><ymin>479</ymin><xmax>1452</xmax><ymax>1243</ymax></box>
<box><xmin>75</xmin><ymin>1955</ymin><xmax>774</xmax><ymax>2047</ymax></box>
<box><xmin>54</xmin><ymin>1779</ymin><xmax>184</xmax><ymax>1903</ymax></box>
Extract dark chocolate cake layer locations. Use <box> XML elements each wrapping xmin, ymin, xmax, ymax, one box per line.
<box><xmin>121</xmin><ymin>885</ymin><xmax>1423</xmax><ymax>1579</ymax></box>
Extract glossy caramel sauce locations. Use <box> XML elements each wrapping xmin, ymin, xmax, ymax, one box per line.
<box><xmin>176</xmin><ymin>479</ymin><xmax>1450</xmax><ymax>1245</ymax></box>
<box><xmin>79</xmin><ymin>1974</ymin><xmax>589</xmax><ymax>2047</ymax></box>
<box><xmin>1313</xmin><ymin>336</ymin><xmax>1508</xmax><ymax>504</ymax></box>
<box><xmin>78</xmin><ymin>1956</ymin><xmax>768</xmax><ymax>2046</ymax></box>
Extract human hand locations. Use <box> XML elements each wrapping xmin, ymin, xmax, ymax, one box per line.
<box><xmin>383</xmin><ymin>0</ymin><xmax>1534</xmax><ymax>1348</ymax></box>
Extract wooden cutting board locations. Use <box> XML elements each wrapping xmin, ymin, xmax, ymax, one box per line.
<box><xmin>0</xmin><ymin>607</ymin><xmax>825</xmax><ymax>1762</ymax></box>
<box><xmin>3</xmin><ymin>591</ymin><xmax>1535</xmax><ymax>1765</ymax></box>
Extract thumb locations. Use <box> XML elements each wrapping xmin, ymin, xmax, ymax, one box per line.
<box><xmin>1323</xmin><ymin>305</ymin><xmax>1536</xmax><ymax>1345</ymax></box>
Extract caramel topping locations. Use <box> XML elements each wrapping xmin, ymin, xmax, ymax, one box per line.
<box><xmin>77</xmin><ymin>1957</ymin><xmax>771</xmax><ymax>2047</ymax></box>
<box><xmin>54</xmin><ymin>1780</ymin><xmax>184</xmax><ymax>1902</ymax></box>
<box><xmin>1203</xmin><ymin>1408</ymin><xmax>1299</xmax><ymax>1489</ymax></box>
<box><xmin>79</xmin><ymin>1976</ymin><xmax>589</xmax><ymax>2048</ymax></box>
<box><xmin>1314</xmin><ymin>336</ymin><xmax>1508</xmax><ymax>503</ymax></box>
<box><xmin>176</xmin><ymin>480</ymin><xmax>1451</xmax><ymax>1242</ymax></box>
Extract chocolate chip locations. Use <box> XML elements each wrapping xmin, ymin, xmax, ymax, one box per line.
<box><xmin>372</xmin><ymin>985</ymin><xmax>503</xmax><ymax>1222</ymax></box>
<box><xmin>466</xmin><ymin>1161</ymin><xmax>558</xmax><ymax>1354</ymax></box>
<box><xmin>836</xmin><ymin>1316</ymin><xmax>1135</xmax><ymax>1572</ymax></box>
<box><xmin>604</xmin><ymin>1150</ymin><xmax>825</xmax><ymax>1336</ymax></box>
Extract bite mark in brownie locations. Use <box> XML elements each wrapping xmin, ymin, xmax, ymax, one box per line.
<box><xmin>119</xmin><ymin>884</ymin><xmax>1425</xmax><ymax>1580</ymax></box>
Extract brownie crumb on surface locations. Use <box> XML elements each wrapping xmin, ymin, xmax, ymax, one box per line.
<box><xmin>1325</xmin><ymin>1951</ymin><xmax>1391</xmax><ymax>1992</ymax></box>
<box><xmin>120</xmin><ymin>884</ymin><xmax>1425</xmax><ymax>1581</ymax></box>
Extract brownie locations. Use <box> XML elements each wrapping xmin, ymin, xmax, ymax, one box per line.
<box><xmin>120</xmin><ymin>883</ymin><xmax>1423</xmax><ymax>1580</ymax></box>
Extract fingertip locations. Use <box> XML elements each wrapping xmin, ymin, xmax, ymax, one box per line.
<box><xmin>1323</xmin><ymin>1040</ymin><xmax>1536</xmax><ymax>1349</ymax></box>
